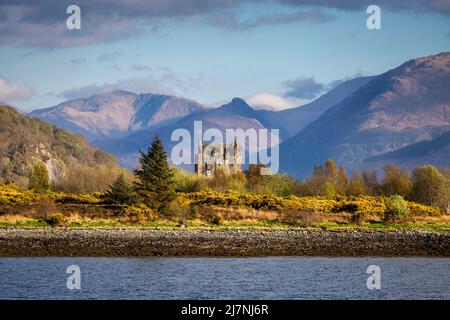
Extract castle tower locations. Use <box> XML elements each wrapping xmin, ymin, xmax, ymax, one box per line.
<box><xmin>195</xmin><ymin>140</ymin><xmax>242</xmax><ymax>177</ymax></box>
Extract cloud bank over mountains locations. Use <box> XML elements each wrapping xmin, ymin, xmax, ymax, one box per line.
<box><xmin>245</xmin><ymin>92</ymin><xmax>299</xmax><ymax>111</ymax></box>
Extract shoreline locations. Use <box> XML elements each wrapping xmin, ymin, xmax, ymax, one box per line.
<box><xmin>0</xmin><ymin>228</ymin><xmax>449</xmax><ymax>257</ymax></box>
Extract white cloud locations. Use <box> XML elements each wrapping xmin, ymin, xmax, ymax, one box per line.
<box><xmin>245</xmin><ymin>92</ymin><xmax>300</xmax><ymax>111</ymax></box>
<box><xmin>0</xmin><ymin>77</ymin><xmax>33</xmax><ymax>102</ymax></box>
<box><xmin>58</xmin><ymin>70</ymin><xmax>205</xmax><ymax>100</ymax></box>
<box><xmin>60</xmin><ymin>77</ymin><xmax>175</xmax><ymax>100</ymax></box>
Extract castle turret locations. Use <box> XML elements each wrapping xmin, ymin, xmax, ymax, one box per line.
<box><xmin>195</xmin><ymin>141</ymin><xmax>242</xmax><ymax>177</ymax></box>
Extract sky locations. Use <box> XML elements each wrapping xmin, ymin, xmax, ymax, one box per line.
<box><xmin>0</xmin><ymin>0</ymin><xmax>449</xmax><ymax>112</ymax></box>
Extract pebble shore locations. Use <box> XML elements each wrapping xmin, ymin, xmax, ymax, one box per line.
<box><xmin>0</xmin><ymin>228</ymin><xmax>448</xmax><ymax>257</ymax></box>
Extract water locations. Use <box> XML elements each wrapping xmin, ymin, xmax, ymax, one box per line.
<box><xmin>0</xmin><ymin>257</ymin><xmax>448</xmax><ymax>300</ymax></box>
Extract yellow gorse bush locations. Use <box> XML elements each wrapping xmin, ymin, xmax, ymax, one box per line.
<box><xmin>0</xmin><ymin>184</ymin><xmax>441</xmax><ymax>217</ymax></box>
<box><xmin>0</xmin><ymin>183</ymin><xmax>101</xmax><ymax>205</ymax></box>
<box><xmin>0</xmin><ymin>183</ymin><xmax>39</xmax><ymax>204</ymax></box>
<box><xmin>182</xmin><ymin>189</ymin><xmax>439</xmax><ymax>216</ymax></box>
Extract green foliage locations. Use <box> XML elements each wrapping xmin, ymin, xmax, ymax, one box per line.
<box><xmin>381</xmin><ymin>165</ymin><xmax>412</xmax><ymax>198</ymax></box>
<box><xmin>348</xmin><ymin>170</ymin><xmax>366</xmax><ymax>196</ymax></box>
<box><xmin>173</xmin><ymin>168</ymin><xmax>206</xmax><ymax>193</ymax></box>
<box><xmin>411</xmin><ymin>165</ymin><xmax>450</xmax><ymax>214</ymax></box>
<box><xmin>322</xmin><ymin>180</ymin><xmax>337</xmax><ymax>199</ymax></box>
<box><xmin>247</xmin><ymin>173</ymin><xmax>298</xmax><ymax>196</ymax></box>
<box><xmin>28</xmin><ymin>162</ymin><xmax>49</xmax><ymax>192</ymax></box>
<box><xmin>210</xmin><ymin>214</ymin><xmax>224</xmax><ymax>225</ymax></box>
<box><xmin>182</xmin><ymin>189</ymin><xmax>440</xmax><ymax>218</ymax></box>
<box><xmin>134</xmin><ymin>136</ymin><xmax>176</xmax><ymax>213</ymax></box>
<box><xmin>0</xmin><ymin>179</ymin><xmax>444</xmax><ymax>228</ymax></box>
<box><xmin>384</xmin><ymin>195</ymin><xmax>410</xmax><ymax>222</ymax></box>
<box><xmin>103</xmin><ymin>173</ymin><xmax>136</xmax><ymax>205</ymax></box>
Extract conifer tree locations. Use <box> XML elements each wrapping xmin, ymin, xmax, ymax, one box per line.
<box><xmin>103</xmin><ymin>173</ymin><xmax>136</xmax><ymax>205</ymax></box>
<box><xmin>134</xmin><ymin>136</ymin><xmax>175</xmax><ymax>213</ymax></box>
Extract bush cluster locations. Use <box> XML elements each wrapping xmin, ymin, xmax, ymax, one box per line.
<box><xmin>181</xmin><ymin>189</ymin><xmax>439</xmax><ymax>217</ymax></box>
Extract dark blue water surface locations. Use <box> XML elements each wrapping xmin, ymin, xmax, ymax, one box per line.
<box><xmin>0</xmin><ymin>257</ymin><xmax>448</xmax><ymax>300</ymax></box>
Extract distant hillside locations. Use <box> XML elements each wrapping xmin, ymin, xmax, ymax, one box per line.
<box><xmin>29</xmin><ymin>91</ymin><xmax>203</xmax><ymax>141</ymax></box>
<box><xmin>256</xmin><ymin>76</ymin><xmax>374</xmax><ymax>138</ymax></box>
<box><xmin>280</xmin><ymin>52</ymin><xmax>450</xmax><ymax>178</ymax></box>
<box><xmin>129</xmin><ymin>93</ymin><xmax>204</xmax><ymax>132</ymax></box>
<box><xmin>0</xmin><ymin>105</ymin><xmax>118</xmax><ymax>186</ymax></box>
<box><xmin>365</xmin><ymin>130</ymin><xmax>450</xmax><ymax>171</ymax></box>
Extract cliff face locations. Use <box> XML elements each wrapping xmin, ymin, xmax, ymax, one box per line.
<box><xmin>0</xmin><ymin>105</ymin><xmax>118</xmax><ymax>185</ymax></box>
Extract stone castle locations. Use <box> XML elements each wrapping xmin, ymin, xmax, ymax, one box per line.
<box><xmin>195</xmin><ymin>140</ymin><xmax>242</xmax><ymax>177</ymax></box>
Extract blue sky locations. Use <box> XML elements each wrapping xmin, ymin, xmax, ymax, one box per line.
<box><xmin>0</xmin><ymin>0</ymin><xmax>449</xmax><ymax>112</ymax></box>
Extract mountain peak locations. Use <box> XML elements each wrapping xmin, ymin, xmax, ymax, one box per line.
<box><xmin>73</xmin><ymin>90</ymin><xmax>136</xmax><ymax>101</ymax></box>
<box><xmin>231</xmin><ymin>97</ymin><xmax>247</xmax><ymax>104</ymax></box>
<box><xmin>219</xmin><ymin>97</ymin><xmax>255</xmax><ymax>117</ymax></box>
<box><xmin>128</xmin><ymin>94</ymin><xmax>203</xmax><ymax>132</ymax></box>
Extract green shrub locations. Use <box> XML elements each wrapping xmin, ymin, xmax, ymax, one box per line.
<box><xmin>350</xmin><ymin>211</ymin><xmax>368</xmax><ymax>224</ymax></box>
<box><xmin>44</xmin><ymin>213</ymin><xmax>66</xmax><ymax>227</ymax></box>
<box><xmin>384</xmin><ymin>195</ymin><xmax>410</xmax><ymax>222</ymax></box>
<box><xmin>29</xmin><ymin>162</ymin><xmax>49</xmax><ymax>192</ymax></box>
<box><xmin>188</xmin><ymin>204</ymin><xmax>200</xmax><ymax>219</ymax></box>
<box><xmin>211</xmin><ymin>214</ymin><xmax>224</xmax><ymax>225</ymax></box>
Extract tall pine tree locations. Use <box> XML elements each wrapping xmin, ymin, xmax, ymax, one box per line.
<box><xmin>134</xmin><ymin>136</ymin><xmax>175</xmax><ymax>213</ymax></box>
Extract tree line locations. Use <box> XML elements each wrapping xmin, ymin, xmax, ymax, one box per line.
<box><xmin>296</xmin><ymin>159</ymin><xmax>450</xmax><ymax>214</ymax></box>
<box><xmin>24</xmin><ymin>137</ymin><xmax>450</xmax><ymax>215</ymax></box>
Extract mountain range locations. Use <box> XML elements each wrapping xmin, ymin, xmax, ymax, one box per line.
<box><xmin>26</xmin><ymin>52</ymin><xmax>450</xmax><ymax>177</ymax></box>
<box><xmin>30</xmin><ymin>91</ymin><xmax>204</xmax><ymax>141</ymax></box>
<box><xmin>279</xmin><ymin>52</ymin><xmax>450</xmax><ymax>177</ymax></box>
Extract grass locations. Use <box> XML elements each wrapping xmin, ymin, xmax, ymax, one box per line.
<box><xmin>311</xmin><ymin>221</ymin><xmax>450</xmax><ymax>231</ymax></box>
<box><xmin>0</xmin><ymin>216</ymin><xmax>448</xmax><ymax>232</ymax></box>
<box><xmin>0</xmin><ymin>219</ymin><xmax>51</xmax><ymax>228</ymax></box>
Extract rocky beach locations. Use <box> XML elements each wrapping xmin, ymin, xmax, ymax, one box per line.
<box><xmin>0</xmin><ymin>228</ymin><xmax>448</xmax><ymax>257</ymax></box>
